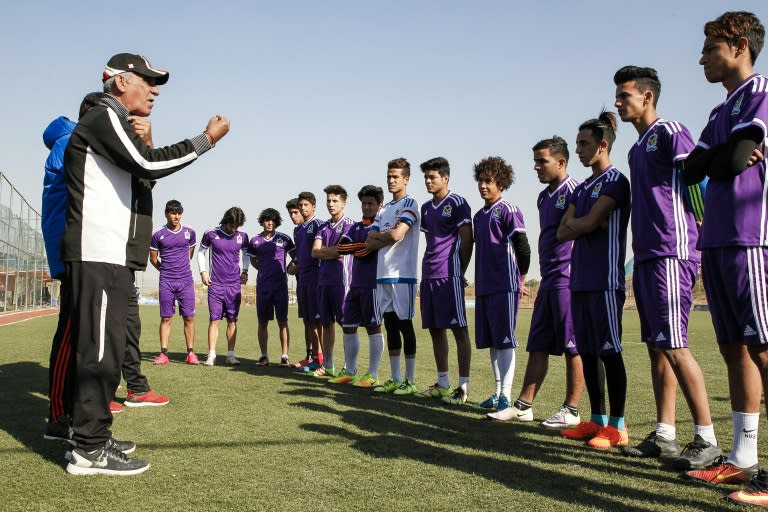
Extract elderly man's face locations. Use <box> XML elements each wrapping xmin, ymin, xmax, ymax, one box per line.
<box><xmin>119</xmin><ymin>73</ymin><xmax>159</xmax><ymax>117</ymax></box>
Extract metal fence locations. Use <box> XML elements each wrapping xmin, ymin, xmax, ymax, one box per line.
<box><xmin>0</xmin><ymin>172</ymin><xmax>52</xmax><ymax>313</ymax></box>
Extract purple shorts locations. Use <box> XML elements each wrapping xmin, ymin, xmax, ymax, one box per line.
<box><xmin>702</xmin><ymin>247</ymin><xmax>768</xmax><ymax>345</ymax></box>
<box><xmin>634</xmin><ymin>258</ymin><xmax>696</xmax><ymax>349</ymax></box>
<box><xmin>342</xmin><ymin>286</ymin><xmax>379</xmax><ymax>328</ymax></box>
<box><xmin>571</xmin><ymin>290</ymin><xmax>624</xmax><ymax>356</ymax></box>
<box><xmin>297</xmin><ymin>272</ymin><xmax>319</xmax><ymax>321</ymax></box>
<box><xmin>256</xmin><ymin>285</ymin><xmax>289</xmax><ymax>324</ymax></box>
<box><xmin>420</xmin><ymin>277</ymin><xmax>467</xmax><ymax>329</ymax></box>
<box><xmin>318</xmin><ymin>284</ymin><xmax>345</xmax><ymax>325</ymax></box>
<box><xmin>207</xmin><ymin>284</ymin><xmax>241</xmax><ymax>322</ymax></box>
<box><xmin>159</xmin><ymin>278</ymin><xmax>196</xmax><ymax>318</ymax></box>
<box><xmin>527</xmin><ymin>288</ymin><xmax>576</xmax><ymax>355</ymax></box>
<box><xmin>475</xmin><ymin>291</ymin><xmax>519</xmax><ymax>350</ymax></box>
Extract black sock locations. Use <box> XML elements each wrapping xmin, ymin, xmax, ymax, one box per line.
<box><xmin>514</xmin><ymin>399</ymin><xmax>532</xmax><ymax>410</ymax></box>
<box><xmin>564</xmin><ymin>404</ymin><xmax>579</xmax><ymax>416</ymax></box>
<box><xmin>161</xmin><ymin>348</ymin><xmax>168</xmax><ymax>355</ymax></box>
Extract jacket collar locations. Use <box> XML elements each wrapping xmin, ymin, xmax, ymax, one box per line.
<box><xmin>99</xmin><ymin>93</ymin><xmax>130</xmax><ymax>119</ymax></box>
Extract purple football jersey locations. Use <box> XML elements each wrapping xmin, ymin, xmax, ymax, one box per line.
<box><xmin>473</xmin><ymin>198</ymin><xmax>526</xmax><ymax>296</ymax></box>
<box><xmin>247</xmin><ymin>232</ymin><xmax>294</xmax><ymax>290</ymax></box>
<box><xmin>697</xmin><ymin>74</ymin><xmax>768</xmax><ymax>249</ymax></box>
<box><xmin>150</xmin><ymin>224</ymin><xmax>196</xmax><ymax>281</ymax></box>
<box><xmin>569</xmin><ymin>166</ymin><xmax>631</xmax><ymax>292</ymax></box>
<box><xmin>293</xmin><ymin>217</ymin><xmax>322</xmax><ymax>277</ymax></box>
<box><xmin>200</xmin><ymin>227</ymin><xmax>249</xmax><ymax>287</ymax></box>
<box><xmin>629</xmin><ymin>118</ymin><xmax>699</xmax><ymax>263</ymax></box>
<box><xmin>315</xmin><ymin>216</ymin><xmax>354</xmax><ymax>286</ymax></box>
<box><xmin>420</xmin><ymin>192</ymin><xmax>472</xmax><ymax>279</ymax></box>
<box><xmin>343</xmin><ymin>220</ymin><xmax>377</xmax><ymax>289</ymax></box>
<box><xmin>537</xmin><ymin>177</ymin><xmax>578</xmax><ymax>290</ymax></box>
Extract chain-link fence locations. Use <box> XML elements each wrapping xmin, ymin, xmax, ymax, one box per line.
<box><xmin>0</xmin><ymin>172</ymin><xmax>52</xmax><ymax>312</ymax></box>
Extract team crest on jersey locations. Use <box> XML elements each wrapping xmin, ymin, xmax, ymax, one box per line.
<box><xmin>308</xmin><ymin>225</ymin><xmax>315</xmax><ymax>234</ymax></box>
<box><xmin>184</xmin><ymin>230</ymin><xmax>190</xmax><ymax>240</ymax></box>
<box><xmin>492</xmin><ymin>206</ymin><xmax>503</xmax><ymax>219</ymax></box>
<box><xmin>442</xmin><ymin>205</ymin><xmax>452</xmax><ymax>217</ymax></box>
<box><xmin>591</xmin><ymin>182</ymin><xmax>603</xmax><ymax>198</ymax></box>
<box><xmin>276</xmin><ymin>238</ymin><xmax>284</xmax><ymax>246</ymax></box>
<box><xmin>732</xmin><ymin>93</ymin><xmax>744</xmax><ymax>116</ymax></box>
<box><xmin>556</xmin><ymin>195</ymin><xmax>567</xmax><ymax>209</ymax></box>
<box><xmin>335</xmin><ymin>224</ymin><xmax>343</xmax><ymax>233</ymax></box>
<box><xmin>236</xmin><ymin>235</ymin><xmax>243</xmax><ymax>244</ymax></box>
<box><xmin>646</xmin><ymin>133</ymin><xmax>658</xmax><ymax>152</ymax></box>
<box><xmin>395</xmin><ymin>208</ymin><xmax>402</xmax><ymax>217</ymax></box>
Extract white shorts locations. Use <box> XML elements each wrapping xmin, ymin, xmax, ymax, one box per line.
<box><xmin>375</xmin><ymin>282</ymin><xmax>416</xmax><ymax>322</ymax></box>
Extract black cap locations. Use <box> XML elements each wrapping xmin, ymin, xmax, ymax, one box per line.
<box><xmin>102</xmin><ymin>53</ymin><xmax>169</xmax><ymax>85</ymax></box>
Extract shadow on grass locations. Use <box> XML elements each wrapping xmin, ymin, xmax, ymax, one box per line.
<box><xmin>308</xmin><ymin>421</ymin><xmax>718</xmax><ymax>512</ymax></box>
<box><xmin>0</xmin><ymin>352</ymin><xmax>735</xmax><ymax>510</ymax></box>
<box><xmin>268</xmin><ymin>376</ymin><xmax>730</xmax><ymax>512</ymax></box>
<box><xmin>0</xmin><ymin>361</ymin><xmax>68</xmax><ymax>466</ymax></box>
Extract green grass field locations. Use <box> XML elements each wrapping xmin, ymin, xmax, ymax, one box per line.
<box><xmin>0</xmin><ymin>307</ymin><xmax>757</xmax><ymax>511</ymax></box>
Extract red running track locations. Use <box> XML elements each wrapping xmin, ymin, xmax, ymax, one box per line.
<box><xmin>0</xmin><ymin>308</ymin><xmax>58</xmax><ymax>326</ymax></box>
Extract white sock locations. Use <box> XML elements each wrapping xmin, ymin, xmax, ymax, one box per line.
<box><xmin>390</xmin><ymin>355</ymin><xmax>401</xmax><ymax>382</ymax></box>
<box><xmin>281</xmin><ymin>353</ymin><xmax>289</xmax><ymax>360</ymax></box>
<box><xmin>208</xmin><ymin>350</ymin><xmax>216</xmax><ymax>358</ymax></box>
<box><xmin>727</xmin><ymin>411</ymin><xmax>760</xmax><ymax>468</ymax></box>
<box><xmin>343</xmin><ymin>332</ymin><xmax>360</xmax><ymax>375</ymax></box>
<box><xmin>438</xmin><ymin>371</ymin><xmax>450</xmax><ymax>389</ymax></box>
<box><xmin>458</xmin><ymin>376</ymin><xmax>469</xmax><ymax>395</ymax></box>
<box><xmin>261</xmin><ymin>352</ymin><xmax>269</xmax><ymax>359</ymax></box>
<box><xmin>227</xmin><ymin>350</ymin><xmax>234</xmax><ymax>357</ymax></box>
<box><xmin>368</xmin><ymin>333</ymin><xmax>385</xmax><ymax>378</ymax></box>
<box><xmin>405</xmin><ymin>357</ymin><xmax>416</xmax><ymax>383</ymax></box>
<box><xmin>490</xmin><ymin>348</ymin><xmax>501</xmax><ymax>396</ymax></box>
<box><xmin>695</xmin><ymin>424</ymin><xmax>717</xmax><ymax>446</ymax></box>
<box><xmin>497</xmin><ymin>347</ymin><xmax>516</xmax><ymax>399</ymax></box>
<box><xmin>324</xmin><ymin>348</ymin><xmax>334</xmax><ymax>370</ymax></box>
<box><xmin>656</xmin><ymin>422</ymin><xmax>676</xmax><ymax>441</ymax></box>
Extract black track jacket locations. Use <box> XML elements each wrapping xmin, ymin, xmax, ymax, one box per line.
<box><xmin>62</xmin><ymin>94</ymin><xmax>212</xmax><ymax>270</ymax></box>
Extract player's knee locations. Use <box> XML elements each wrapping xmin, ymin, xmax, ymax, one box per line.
<box><xmin>747</xmin><ymin>344</ymin><xmax>768</xmax><ymax>371</ymax></box>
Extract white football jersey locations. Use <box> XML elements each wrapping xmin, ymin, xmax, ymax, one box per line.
<box><xmin>373</xmin><ymin>195</ymin><xmax>420</xmax><ymax>282</ymax></box>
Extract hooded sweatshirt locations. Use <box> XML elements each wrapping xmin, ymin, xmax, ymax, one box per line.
<box><xmin>42</xmin><ymin>116</ymin><xmax>77</xmax><ymax>279</ymax></box>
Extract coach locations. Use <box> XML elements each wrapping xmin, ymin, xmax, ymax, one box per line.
<box><xmin>62</xmin><ymin>53</ymin><xmax>229</xmax><ymax>475</ymax></box>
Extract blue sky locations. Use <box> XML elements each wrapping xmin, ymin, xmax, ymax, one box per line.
<box><xmin>1</xmin><ymin>1</ymin><xmax>766</xmax><ymax>285</ymax></box>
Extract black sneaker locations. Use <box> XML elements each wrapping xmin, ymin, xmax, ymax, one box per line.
<box><xmin>672</xmin><ymin>434</ymin><xmax>722</xmax><ymax>470</ymax></box>
<box><xmin>66</xmin><ymin>442</ymin><xmax>149</xmax><ymax>476</ymax></box>
<box><xmin>107</xmin><ymin>437</ymin><xmax>136</xmax><ymax>455</ymax></box>
<box><xmin>65</xmin><ymin>437</ymin><xmax>137</xmax><ymax>461</ymax></box>
<box><xmin>620</xmin><ymin>431</ymin><xmax>680</xmax><ymax>458</ymax></box>
<box><xmin>43</xmin><ymin>416</ymin><xmax>72</xmax><ymax>443</ymax></box>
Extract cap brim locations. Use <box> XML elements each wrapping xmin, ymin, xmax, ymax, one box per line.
<box><xmin>145</xmin><ymin>71</ymin><xmax>169</xmax><ymax>85</ymax></box>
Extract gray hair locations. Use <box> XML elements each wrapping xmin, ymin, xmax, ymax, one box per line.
<box><xmin>103</xmin><ymin>72</ymin><xmax>137</xmax><ymax>93</ymax></box>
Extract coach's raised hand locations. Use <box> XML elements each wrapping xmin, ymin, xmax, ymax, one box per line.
<box><xmin>204</xmin><ymin>115</ymin><xmax>230</xmax><ymax>145</ymax></box>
